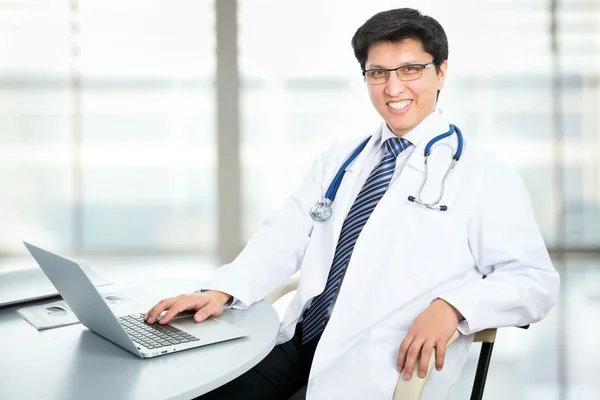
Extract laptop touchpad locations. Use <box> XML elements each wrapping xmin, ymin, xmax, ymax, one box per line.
<box><xmin>170</xmin><ymin>317</ymin><xmax>249</xmax><ymax>342</ymax></box>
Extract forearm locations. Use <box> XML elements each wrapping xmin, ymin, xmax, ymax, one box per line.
<box><xmin>203</xmin><ymin>218</ymin><xmax>311</xmax><ymax>308</ymax></box>
<box><xmin>200</xmin><ymin>152</ymin><xmax>329</xmax><ymax>307</ymax></box>
<box><xmin>438</xmin><ymin>262</ymin><xmax>559</xmax><ymax>335</ymax></box>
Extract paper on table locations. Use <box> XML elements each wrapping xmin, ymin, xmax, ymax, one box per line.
<box><xmin>16</xmin><ymin>291</ymin><xmax>147</xmax><ymax>330</ymax></box>
<box><xmin>17</xmin><ymin>300</ymin><xmax>79</xmax><ymax>330</ymax></box>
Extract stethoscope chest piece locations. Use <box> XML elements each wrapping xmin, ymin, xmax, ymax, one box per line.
<box><xmin>310</xmin><ymin>198</ymin><xmax>333</xmax><ymax>222</ymax></box>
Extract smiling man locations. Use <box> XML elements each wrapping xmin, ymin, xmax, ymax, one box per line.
<box><xmin>146</xmin><ymin>8</ymin><xmax>559</xmax><ymax>399</ymax></box>
<box><xmin>361</xmin><ymin>41</ymin><xmax>446</xmax><ymax>137</ymax></box>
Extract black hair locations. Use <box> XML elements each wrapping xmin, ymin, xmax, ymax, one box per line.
<box><xmin>351</xmin><ymin>8</ymin><xmax>449</xmax><ymax>74</ymax></box>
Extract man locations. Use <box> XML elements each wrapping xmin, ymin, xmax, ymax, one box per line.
<box><xmin>145</xmin><ymin>8</ymin><xmax>559</xmax><ymax>399</ymax></box>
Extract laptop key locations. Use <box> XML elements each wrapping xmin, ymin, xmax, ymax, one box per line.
<box><xmin>123</xmin><ymin>314</ymin><xmax>200</xmax><ymax>344</ymax></box>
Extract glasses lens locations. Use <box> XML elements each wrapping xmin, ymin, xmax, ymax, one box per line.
<box><xmin>365</xmin><ymin>70</ymin><xmax>389</xmax><ymax>84</ymax></box>
<box><xmin>397</xmin><ymin>66</ymin><xmax>422</xmax><ymax>81</ymax></box>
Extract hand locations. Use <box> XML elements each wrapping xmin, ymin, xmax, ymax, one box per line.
<box><xmin>396</xmin><ymin>299</ymin><xmax>463</xmax><ymax>380</ymax></box>
<box><xmin>144</xmin><ymin>290</ymin><xmax>232</xmax><ymax>325</ymax></box>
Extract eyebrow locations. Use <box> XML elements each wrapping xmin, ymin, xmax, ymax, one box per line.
<box><xmin>367</xmin><ymin>61</ymin><xmax>423</xmax><ymax>69</ymax></box>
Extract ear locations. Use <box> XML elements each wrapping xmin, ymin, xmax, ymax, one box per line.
<box><xmin>436</xmin><ymin>60</ymin><xmax>448</xmax><ymax>90</ymax></box>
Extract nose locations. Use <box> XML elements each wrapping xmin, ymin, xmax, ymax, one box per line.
<box><xmin>384</xmin><ymin>73</ymin><xmax>407</xmax><ymax>97</ymax></box>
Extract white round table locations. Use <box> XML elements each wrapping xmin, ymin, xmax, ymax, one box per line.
<box><xmin>0</xmin><ymin>279</ymin><xmax>280</xmax><ymax>400</ymax></box>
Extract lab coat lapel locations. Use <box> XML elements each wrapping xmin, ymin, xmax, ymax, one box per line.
<box><xmin>330</xmin><ymin>130</ymin><xmax>381</xmax><ymax>249</ymax></box>
<box><xmin>405</xmin><ymin>118</ymin><xmax>451</xmax><ymax>173</ymax></box>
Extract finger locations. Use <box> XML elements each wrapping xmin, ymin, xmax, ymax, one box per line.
<box><xmin>145</xmin><ymin>297</ymin><xmax>181</xmax><ymax>323</ymax></box>
<box><xmin>402</xmin><ymin>339</ymin><xmax>425</xmax><ymax>380</ymax></box>
<box><xmin>435</xmin><ymin>340</ymin><xmax>447</xmax><ymax>371</ymax></box>
<box><xmin>419</xmin><ymin>340</ymin><xmax>435</xmax><ymax>378</ymax></box>
<box><xmin>396</xmin><ymin>335</ymin><xmax>414</xmax><ymax>372</ymax></box>
<box><xmin>160</xmin><ymin>296</ymin><xmax>209</xmax><ymax>324</ymax></box>
<box><xmin>144</xmin><ymin>295</ymin><xmax>183</xmax><ymax>322</ymax></box>
<box><xmin>194</xmin><ymin>300</ymin><xmax>223</xmax><ymax>322</ymax></box>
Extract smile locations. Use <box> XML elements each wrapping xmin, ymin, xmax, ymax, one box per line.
<box><xmin>387</xmin><ymin>100</ymin><xmax>413</xmax><ymax>112</ymax></box>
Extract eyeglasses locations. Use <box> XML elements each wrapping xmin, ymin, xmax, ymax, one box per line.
<box><xmin>362</xmin><ymin>61</ymin><xmax>437</xmax><ymax>84</ymax></box>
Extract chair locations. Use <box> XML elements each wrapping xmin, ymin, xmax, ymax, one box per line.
<box><xmin>393</xmin><ymin>328</ymin><xmax>500</xmax><ymax>400</ymax></box>
<box><xmin>265</xmin><ymin>278</ymin><xmax>517</xmax><ymax>400</ymax></box>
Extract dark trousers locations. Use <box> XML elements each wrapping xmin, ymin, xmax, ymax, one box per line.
<box><xmin>197</xmin><ymin>324</ymin><xmax>319</xmax><ymax>400</ymax></box>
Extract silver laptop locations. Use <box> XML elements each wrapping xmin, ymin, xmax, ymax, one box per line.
<box><xmin>23</xmin><ymin>242</ymin><xmax>249</xmax><ymax>358</ymax></box>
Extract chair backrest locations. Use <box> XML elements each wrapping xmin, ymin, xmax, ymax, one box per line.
<box><xmin>264</xmin><ymin>276</ymin><xmax>300</xmax><ymax>305</ymax></box>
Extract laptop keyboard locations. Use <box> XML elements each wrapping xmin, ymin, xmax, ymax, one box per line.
<box><xmin>118</xmin><ymin>313</ymin><xmax>200</xmax><ymax>349</ymax></box>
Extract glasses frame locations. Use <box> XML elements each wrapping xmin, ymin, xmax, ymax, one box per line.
<box><xmin>362</xmin><ymin>60</ymin><xmax>438</xmax><ymax>84</ymax></box>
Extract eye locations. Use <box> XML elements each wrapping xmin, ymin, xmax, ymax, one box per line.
<box><xmin>371</xmin><ymin>69</ymin><xmax>387</xmax><ymax>77</ymax></box>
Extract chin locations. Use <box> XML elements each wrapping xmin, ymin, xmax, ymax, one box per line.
<box><xmin>389</xmin><ymin>127</ymin><xmax>409</xmax><ymax>137</ymax></box>
<box><xmin>387</xmin><ymin>121</ymin><xmax>413</xmax><ymax>136</ymax></box>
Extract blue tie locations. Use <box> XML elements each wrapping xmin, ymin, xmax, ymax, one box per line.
<box><xmin>301</xmin><ymin>136</ymin><xmax>411</xmax><ymax>345</ymax></box>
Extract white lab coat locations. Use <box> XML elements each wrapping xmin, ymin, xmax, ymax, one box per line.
<box><xmin>203</xmin><ymin>116</ymin><xmax>560</xmax><ymax>399</ymax></box>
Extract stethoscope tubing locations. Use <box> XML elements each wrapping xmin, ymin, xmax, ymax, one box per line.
<box><xmin>311</xmin><ymin>124</ymin><xmax>463</xmax><ymax>221</ymax></box>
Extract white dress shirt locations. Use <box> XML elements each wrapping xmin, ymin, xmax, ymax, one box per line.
<box><xmin>347</xmin><ymin>107</ymin><xmax>447</xmax><ymax>205</ymax></box>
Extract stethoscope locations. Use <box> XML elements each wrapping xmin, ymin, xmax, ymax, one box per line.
<box><xmin>310</xmin><ymin>124</ymin><xmax>463</xmax><ymax>222</ymax></box>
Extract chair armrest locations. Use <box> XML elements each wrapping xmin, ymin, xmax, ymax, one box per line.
<box><xmin>264</xmin><ymin>277</ymin><xmax>300</xmax><ymax>304</ymax></box>
<box><xmin>473</xmin><ymin>328</ymin><xmax>497</xmax><ymax>343</ymax></box>
<box><xmin>393</xmin><ymin>330</ymin><xmax>461</xmax><ymax>400</ymax></box>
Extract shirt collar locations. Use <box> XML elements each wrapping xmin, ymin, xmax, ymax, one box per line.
<box><xmin>347</xmin><ymin>107</ymin><xmax>450</xmax><ymax>172</ymax></box>
<box><xmin>379</xmin><ymin>107</ymin><xmax>446</xmax><ymax>149</ymax></box>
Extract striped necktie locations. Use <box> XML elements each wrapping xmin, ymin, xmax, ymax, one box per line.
<box><xmin>301</xmin><ymin>136</ymin><xmax>411</xmax><ymax>345</ymax></box>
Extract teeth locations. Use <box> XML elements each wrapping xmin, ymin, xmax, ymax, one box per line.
<box><xmin>388</xmin><ymin>100</ymin><xmax>412</xmax><ymax>110</ymax></box>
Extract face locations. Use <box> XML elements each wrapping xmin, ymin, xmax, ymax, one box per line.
<box><xmin>365</xmin><ymin>39</ymin><xmax>447</xmax><ymax>137</ymax></box>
